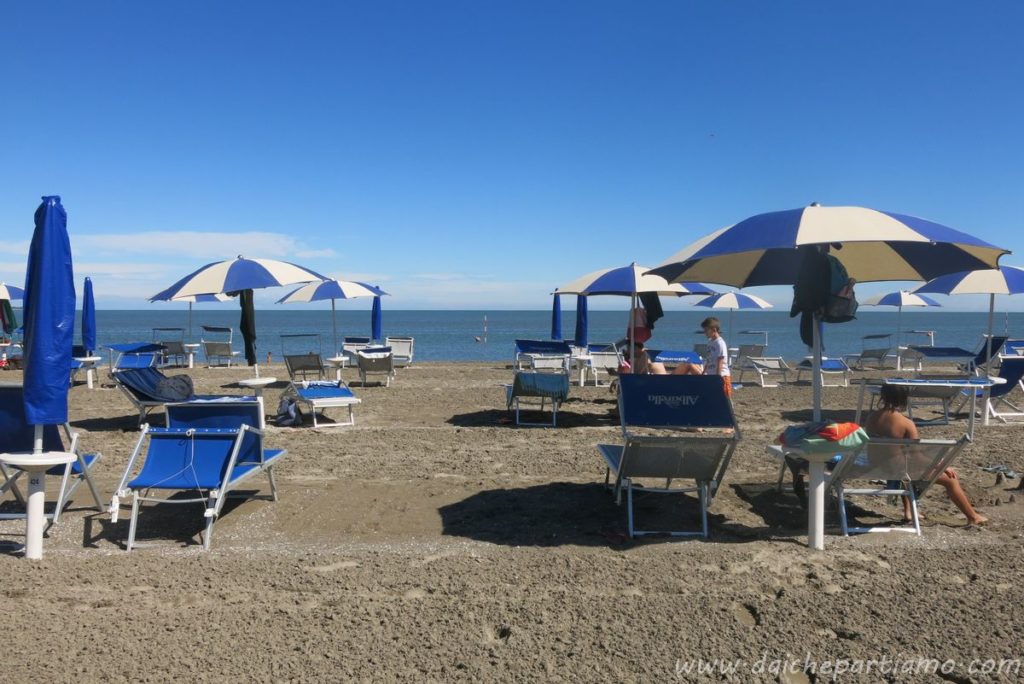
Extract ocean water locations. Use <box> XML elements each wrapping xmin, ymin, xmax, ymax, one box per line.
<box><xmin>87</xmin><ymin>309</ymin><xmax>1024</xmax><ymax>363</ymax></box>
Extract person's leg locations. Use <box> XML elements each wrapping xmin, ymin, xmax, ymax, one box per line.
<box><xmin>935</xmin><ymin>468</ymin><xmax>988</xmax><ymax>525</ymax></box>
<box><xmin>671</xmin><ymin>363</ymin><xmax>703</xmax><ymax>375</ymax></box>
<box><xmin>648</xmin><ymin>362</ymin><xmax>668</xmax><ymax>375</ymax></box>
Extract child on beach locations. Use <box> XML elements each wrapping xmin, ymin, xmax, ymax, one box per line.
<box><xmin>864</xmin><ymin>384</ymin><xmax>988</xmax><ymax>526</ymax></box>
<box><xmin>670</xmin><ymin>317</ymin><xmax>731</xmax><ymax>398</ymax></box>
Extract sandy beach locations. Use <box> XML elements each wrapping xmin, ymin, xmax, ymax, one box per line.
<box><xmin>2</xmin><ymin>362</ymin><xmax>1022</xmax><ymax>682</ymax></box>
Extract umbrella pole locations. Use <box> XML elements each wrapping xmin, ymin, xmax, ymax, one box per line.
<box><xmin>812</xmin><ymin>313</ymin><xmax>822</xmax><ymax>422</ymax></box>
<box><xmin>188</xmin><ymin>302</ymin><xmax>193</xmax><ymax>342</ymax></box>
<box><xmin>629</xmin><ymin>293</ymin><xmax>636</xmax><ymax>373</ymax></box>
<box><xmin>896</xmin><ymin>304</ymin><xmax>903</xmax><ymax>370</ymax></box>
<box><xmin>331</xmin><ymin>299</ymin><xmax>339</xmax><ymax>357</ymax></box>
<box><xmin>985</xmin><ymin>293</ymin><xmax>995</xmax><ymax>375</ymax></box>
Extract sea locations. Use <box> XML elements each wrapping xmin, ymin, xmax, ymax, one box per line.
<box><xmin>85</xmin><ymin>309</ymin><xmax>1024</xmax><ymax>363</ymax></box>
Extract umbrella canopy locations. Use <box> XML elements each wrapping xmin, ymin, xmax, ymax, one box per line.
<box><xmin>863</xmin><ymin>290</ymin><xmax>941</xmax><ymax>354</ymax></box>
<box><xmin>649</xmin><ymin>204</ymin><xmax>1008</xmax><ymax>421</ymax></box>
<box><xmin>150</xmin><ymin>292</ymin><xmax>230</xmax><ymax>341</ymax></box>
<box><xmin>914</xmin><ymin>265</ymin><xmax>1024</xmax><ymax>371</ymax></box>
<box><xmin>276</xmin><ymin>279</ymin><xmax>389</xmax><ymax>353</ymax></box>
<box><xmin>0</xmin><ymin>283</ymin><xmax>25</xmax><ymax>301</ymax></box>
<box><xmin>574</xmin><ymin>295</ymin><xmax>588</xmax><ymax>348</ymax></box>
<box><xmin>23</xmin><ymin>196</ymin><xmax>76</xmax><ymax>427</ymax></box>
<box><xmin>150</xmin><ymin>255</ymin><xmax>328</xmax><ymax>301</ymax></box>
<box><xmin>554</xmin><ymin>263</ymin><xmax>714</xmax><ymax>296</ymax></box>
<box><xmin>649</xmin><ymin>204</ymin><xmax>1007</xmax><ymax>287</ymax></box>
<box><xmin>694</xmin><ymin>292</ymin><xmax>774</xmax><ymax>341</ymax></box>
<box><xmin>81</xmin><ymin>276</ymin><xmax>97</xmax><ymax>353</ymax></box>
<box><xmin>550</xmin><ymin>294</ymin><xmax>563</xmax><ymax>341</ymax></box>
<box><xmin>371</xmin><ymin>295</ymin><xmax>383</xmax><ymax>341</ymax></box>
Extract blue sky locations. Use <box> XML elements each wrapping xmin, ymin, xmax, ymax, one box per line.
<box><xmin>1</xmin><ymin>1</ymin><xmax>1022</xmax><ymax>310</ymax></box>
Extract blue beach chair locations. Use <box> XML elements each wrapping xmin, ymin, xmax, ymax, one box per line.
<box><xmin>105</xmin><ymin>342</ymin><xmax>163</xmax><ymax>371</ymax></box>
<box><xmin>110</xmin><ymin>399</ymin><xmax>285</xmax><ymax>551</ymax></box>
<box><xmin>966</xmin><ymin>356</ymin><xmax>1024</xmax><ymax>423</ymax></box>
<box><xmin>111</xmin><ymin>366</ymin><xmax>239</xmax><ymax>426</ymax></box>
<box><xmin>287</xmin><ymin>380</ymin><xmax>361</xmax><ymax>428</ymax></box>
<box><xmin>597</xmin><ymin>375</ymin><xmax>741</xmax><ymax>538</ymax></box>
<box><xmin>0</xmin><ymin>384</ymin><xmax>104</xmax><ymax>523</ymax></box>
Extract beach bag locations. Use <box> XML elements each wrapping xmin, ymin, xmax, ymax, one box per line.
<box><xmin>275</xmin><ymin>395</ymin><xmax>303</xmax><ymax>427</ymax></box>
<box><xmin>822</xmin><ymin>254</ymin><xmax>858</xmax><ymax>323</ymax></box>
<box><xmin>155</xmin><ymin>374</ymin><xmax>194</xmax><ymax>402</ymax></box>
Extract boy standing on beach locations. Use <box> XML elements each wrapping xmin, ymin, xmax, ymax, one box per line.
<box><xmin>672</xmin><ymin>317</ymin><xmax>731</xmax><ymax>397</ymax></box>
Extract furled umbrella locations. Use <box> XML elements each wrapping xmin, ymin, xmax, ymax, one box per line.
<box><xmin>574</xmin><ymin>295</ymin><xmax>588</xmax><ymax>348</ymax></box>
<box><xmin>648</xmin><ymin>203</ymin><xmax>1008</xmax><ymax>551</ymax></box>
<box><xmin>81</xmin><ymin>276</ymin><xmax>97</xmax><ymax>354</ymax></box>
<box><xmin>19</xmin><ymin>196</ymin><xmax>77</xmax><ymax>559</ymax></box>
<box><xmin>693</xmin><ymin>291</ymin><xmax>773</xmax><ymax>342</ymax></box>
<box><xmin>277</xmin><ymin>279</ymin><xmax>389</xmax><ymax>355</ymax></box>
<box><xmin>914</xmin><ymin>265</ymin><xmax>1024</xmax><ymax>373</ymax></box>
<box><xmin>861</xmin><ymin>290</ymin><xmax>941</xmax><ymax>357</ymax></box>
<box><xmin>550</xmin><ymin>293</ymin><xmax>563</xmax><ymax>341</ymax></box>
<box><xmin>371</xmin><ymin>293</ymin><xmax>383</xmax><ymax>342</ymax></box>
<box><xmin>555</xmin><ymin>262</ymin><xmax>715</xmax><ymax>361</ymax></box>
<box><xmin>150</xmin><ymin>256</ymin><xmax>328</xmax><ymax>373</ymax></box>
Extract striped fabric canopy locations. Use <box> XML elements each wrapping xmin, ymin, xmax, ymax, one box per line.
<box><xmin>0</xmin><ymin>283</ymin><xmax>25</xmax><ymax>301</ymax></box>
<box><xmin>913</xmin><ymin>265</ymin><xmax>1024</xmax><ymax>296</ymax></box>
<box><xmin>555</xmin><ymin>263</ymin><xmax>715</xmax><ymax>296</ymax></box>
<box><xmin>649</xmin><ymin>205</ymin><xmax>1008</xmax><ymax>287</ymax></box>
<box><xmin>150</xmin><ymin>256</ymin><xmax>328</xmax><ymax>301</ymax></box>
<box><xmin>276</xmin><ymin>279</ymin><xmax>388</xmax><ymax>303</ymax></box>
<box><xmin>162</xmin><ymin>293</ymin><xmax>231</xmax><ymax>303</ymax></box>
<box><xmin>694</xmin><ymin>292</ymin><xmax>773</xmax><ymax>310</ymax></box>
<box><xmin>862</xmin><ymin>291</ymin><xmax>941</xmax><ymax>308</ymax></box>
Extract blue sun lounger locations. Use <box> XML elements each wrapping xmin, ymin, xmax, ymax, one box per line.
<box><xmin>112</xmin><ymin>366</ymin><xmax>240</xmax><ymax>425</ymax></box>
<box><xmin>0</xmin><ymin>384</ymin><xmax>104</xmax><ymax>523</ymax></box>
<box><xmin>110</xmin><ymin>399</ymin><xmax>285</xmax><ymax>551</ymax></box>
<box><xmin>287</xmin><ymin>380</ymin><xmax>361</xmax><ymax>428</ymax></box>
<box><xmin>597</xmin><ymin>375</ymin><xmax>740</xmax><ymax>538</ymax></box>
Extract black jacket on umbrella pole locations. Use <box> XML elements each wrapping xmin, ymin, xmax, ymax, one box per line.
<box><xmin>239</xmin><ymin>289</ymin><xmax>258</xmax><ymax>366</ymax></box>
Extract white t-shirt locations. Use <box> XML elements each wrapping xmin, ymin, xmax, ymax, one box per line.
<box><xmin>703</xmin><ymin>337</ymin><xmax>730</xmax><ymax>377</ymax></box>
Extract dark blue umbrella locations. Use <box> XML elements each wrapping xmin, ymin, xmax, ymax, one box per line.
<box><xmin>23</xmin><ymin>196</ymin><xmax>76</xmax><ymax>427</ymax></box>
<box><xmin>371</xmin><ymin>293</ymin><xmax>383</xmax><ymax>341</ymax></box>
<box><xmin>81</xmin><ymin>276</ymin><xmax>97</xmax><ymax>353</ymax></box>
<box><xmin>574</xmin><ymin>295</ymin><xmax>588</xmax><ymax>348</ymax></box>
<box><xmin>550</xmin><ymin>294</ymin><xmax>563</xmax><ymax>340</ymax></box>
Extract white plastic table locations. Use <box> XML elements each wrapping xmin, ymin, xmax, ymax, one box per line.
<box><xmin>0</xmin><ymin>451</ymin><xmax>76</xmax><ymax>560</ymax></box>
<box><xmin>73</xmin><ymin>355</ymin><xmax>102</xmax><ymax>389</ymax></box>
<box><xmin>854</xmin><ymin>376</ymin><xmax>1005</xmax><ymax>439</ymax></box>
<box><xmin>238</xmin><ymin>376</ymin><xmax>276</xmax><ymax>397</ymax></box>
<box><xmin>570</xmin><ymin>354</ymin><xmax>592</xmax><ymax>386</ymax></box>
<box><xmin>326</xmin><ymin>356</ymin><xmax>349</xmax><ymax>381</ymax></box>
<box><xmin>183</xmin><ymin>343</ymin><xmax>200</xmax><ymax>369</ymax></box>
<box><xmin>765</xmin><ymin>444</ymin><xmax>847</xmax><ymax>551</ymax></box>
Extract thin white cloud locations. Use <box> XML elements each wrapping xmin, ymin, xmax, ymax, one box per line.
<box><xmin>71</xmin><ymin>231</ymin><xmax>329</xmax><ymax>261</ymax></box>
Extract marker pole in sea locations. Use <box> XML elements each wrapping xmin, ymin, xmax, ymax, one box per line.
<box><xmin>483</xmin><ymin>315</ymin><xmax>487</xmax><ymax>343</ymax></box>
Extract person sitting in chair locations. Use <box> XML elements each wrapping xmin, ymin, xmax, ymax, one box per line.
<box><xmin>865</xmin><ymin>384</ymin><xmax>988</xmax><ymax>526</ymax></box>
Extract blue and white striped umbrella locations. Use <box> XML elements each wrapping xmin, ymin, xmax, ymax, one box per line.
<box><xmin>554</xmin><ymin>263</ymin><xmax>714</xmax><ymax>297</ymax></box>
<box><xmin>694</xmin><ymin>292</ymin><xmax>773</xmax><ymax>343</ymax></box>
<box><xmin>150</xmin><ymin>255</ymin><xmax>328</xmax><ymax>301</ymax></box>
<box><xmin>277</xmin><ymin>279</ymin><xmax>389</xmax><ymax>354</ymax></box>
<box><xmin>862</xmin><ymin>290</ymin><xmax>941</xmax><ymax>352</ymax></box>
<box><xmin>0</xmin><ymin>283</ymin><xmax>25</xmax><ymax>301</ymax></box>
<box><xmin>149</xmin><ymin>292</ymin><xmax>231</xmax><ymax>341</ymax></box>
<box><xmin>914</xmin><ymin>265</ymin><xmax>1024</xmax><ymax>369</ymax></box>
<box><xmin>649</xmin><ymin>204</ymin><xmax>1007</xmax><ymax>287</ymax></box>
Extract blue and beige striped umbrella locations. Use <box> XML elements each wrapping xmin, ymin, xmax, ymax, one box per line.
<box><xmin>554</xmin><ymin>263</ymin><xmax>714</xmax><ymax>297</ymax></box>
<box><xmin>0</xmin><ymin>283</ymin><xmax>25</xmax><ymax>301</ymax></box>
<box><xmin>694</xmin><ymin>291</ymin><xmax>773</xmax><ymax>341</ymax></box>
<box><xmin>914</xmin><ymin>265</ymin><xmax>1024</xmax><ymax>369</ymax></box>
<box><xmin>150</xmin><ymin>255</ymin><xmax>327</xmax><ymax>301</ymax></box>
<box><xmin>862</xmin><ymin>290</ymin><xmax>941</xmax><ymax>351</ymax></box>
<box><xmin>278</xmin><ymin>279</ymin><xmax>389</xmax><ymax>354</ymax></box>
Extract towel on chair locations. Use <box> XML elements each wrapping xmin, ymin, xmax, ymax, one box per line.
<box><xmin>508</xmin><ymin>372</ymin><xmax>569</xmax><ymax>408</ymax></box>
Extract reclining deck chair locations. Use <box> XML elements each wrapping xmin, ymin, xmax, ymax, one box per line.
<box><xmin>0</xmin><ymin>384</ymin><xmax>104</xmax><ymax>523</ymax></box>
<box><xmin>110</xmin><ymin>399</ymin><xmax>285</xmax><ymax>551</ymax></box>
<box><xmin>106</xmin><ymin>342</ymin><xmax>163</xmax><ymax>371</ymax></box>
<box><xmin>356</xmin><ymin>346</ymin><xmax>396</xmax><ymax>386</ymax></box>
<box><xmin>829</xmin><ymin>435</ymin><xmax>970</xmax><ymax>535</ymax></box>
<box><xmin>385</xmin><ymin>336</ymin><xmax>415</xmax><ymax>367</ymax></box>
<box><xmin>153</xmin><ymin>328</ymin><xmax>187</xmax><ymax>367</ymax></box>
<box><xmin>963</xmin><ymin>356</ymin><xmax>1024</xmax><ymax>423</ymax></box>
<box><xmin>584</xmin><ymin>349</ymin><xmax>622</xmax><ymax>386</ymax></box>
<box><xmin>736</xmin><ymin>356</ymin><xmax>791</xmax><ymax>387</ymax></box>
<box><xmin>844</xmin><ymin>334</ymin><xmax>893</xmax><ymax>370</ymax></box>
<box><xmin>201</xmin><ymin>325</ymin><xmax>241</xmax><ymax>367</ymax></box>
<box><xmin>794</xmin><ymin>357</ymin><xmax>851</xmax><ymax>387</ymax></box>
<box><xmin>284</xmin><ymin>352</ymin><xmax>327</xmax><ymax>381</ymax></box>
<box><xmin>505</xmin><ymin>370</ymin><xmax>570</xmax><ymax>427</ymax></box>
<box><xmin>597</xmin><ymin>375</ymin><xmax>740</xmax><ymax>538</ymax></box>
<box><xmin>964</xmin><ymin>335</ymin><xmax>1008</xmax><ymax>375</ymax></box>
<box><xmin>286</xmin><ymin>380</ymin><xmax>361</xmax><ymax>428</ymax></box>
<box><xmin>112</xmin><ymin>366</ymin><xmax>238</xmax><ymax>425</ymax></box>
<box><xmin>514</xmin><ymin>339</ymin><xmax>572</xmax><ymax>370</ymax></box>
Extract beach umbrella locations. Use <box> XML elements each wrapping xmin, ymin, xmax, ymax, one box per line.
<box><xmin>81</xmin><ymin>276</ymin><xmax>97</xmax><ymax>353</ymax></box>
<box><xmin>151</xmin><ymin>255</ymin><xmax>327</xmax><ymax>371</ymax></box>
<box><xmin>574</xmin><ymin>294</ymin><xmax>588</xmax><ymax>348</ymax></box>
<box><xmin>170</xmin><ymin>292</ymin><xmax>231</xmax><ymax>340</ymax></box>
<box><xmin>914</xmin><ymin>265</ymin><xmax>1024</xmax><ymax>372</ymax></box>
<box><xmin>371</xmin><ymin>294</ymin><xmax>383</xmax><ymax>341</ymax></box>
<box><xmin>862</xmin><ymin>290</ymin><xmax>941</xmax><ymax>352</ymax></box>
<box><xmin>555</xmin><ymin>263</ymin><xmax>716</xmax><ymax>362</ymax></box>
<box><xmin>238</xmin><ymin>289</ymin><xmax>257</xmax><ymax>366</ymax></box>
<box><xmin>550</xmin><ymin>294</ymin><xmax>563</xmax><ymax>341</ymax></box>
<box><xmin>694</xmin><ymin>291</ymin><xmax>773</xmax><ymax>341</ymax></box>
<box><xmin>20</xmin><ymin>196</ymin><xmax>76</xmax><ymax>559</ymax></box>
<box><xmin>0</xmin><ymin>283</ymin><xmax>25</xmax><ymax>301</ymax></box>
<box><xmin>276</xmin><ymin>279</ymin><xmax>388</xmax><ymax>354</ymax></box>
<box><xmin>649</xmin><ymin>203</ymin><xmax>1007</xmax><ymax>419</ymax></box>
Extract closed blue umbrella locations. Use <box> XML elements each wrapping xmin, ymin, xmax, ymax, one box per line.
<box><xmin>81</xmin><ymin>276</ymin><xmax>97</xmax><ymax>353</ymax></box>
<box><xmin>371</xmin><ymin>293</ymin><xmax>383</xmax><ymax>341</ymax></box>
<box><xmin>574</xmin><ymin>295</ymin><xmax>588</xmax><ymax>348</ymax></box>
<box><xmin>551</xmin><ymin>294</ymin><xmax>563</xmax><ymax>340</ymax></box>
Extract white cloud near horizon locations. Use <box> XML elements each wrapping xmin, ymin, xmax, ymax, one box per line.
<box><xmin>71</xmin><ymin>231</ymin><xmax>335</xmax><ymax>260</ymax></box>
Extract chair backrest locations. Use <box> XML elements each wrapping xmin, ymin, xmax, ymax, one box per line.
<box><xmin>166</xmin><ymin>398</ymin><xmax>265</xmax><ymax>431</ymax></box>
<box><xmin>750</xmin><ymin>356</ymin><xmax>788</xmax><ymax>371</ymax></box>
<box><xmin>1004</xmin><ymin>339</ymin><xmax>1024</xmax><ymax>356</ymax></box>
<box><xmin>525</xmin><ymin>354</ymin><xmax>568</xmax><ymax>372</ymax></box>
<box><xmin>135</xmin><ymin>428</ymin><xmax>254</xmax><ymax>488</ymax></box>
<box><xmin>991</xmin><ymin>357</ymin><xmax>1024</xmax><ymax>398</ymax></box>
<box><xmin>357</xmin><ymin>347</ymin><xmax>394</xmax><ymax>372</ymax></box>
<box><xmin>514</xmin><ymin>339</ymin><xmax>573</xmax><ymax>356</ymax></box>
<box><xmin>618</xmin><ymin>375</ymin><xmax>736</xmax><ymax>431</ymax></box>
<box><xmin>285</xmin><ymin>353</ymin><xmax>326</xmax><ymax>381</ymax></box>
<box><xmin>736</xmin><ymin>344</ymin><xmax>765</xmax><ymax>359</ymax></box>
<box><xmin>829</xmin><ymin>436</ymin><xmax>968</xmax><ymax>494</ymax></box>
<box><xmin>974</xmin><ymin>335</ymin><xmax>1008</xmax><ymax>366</ymax></box>
<box><xmin>589</xmin><ymin>350</ymin><xmax>621</xmax><ymax>371</ymax></box>
<box><xmin>510</xmin><ymin>371</ymin><xmax>570</xmax><ymax>399</ymax></box>
<box><xmin>344</xmin><ymin>336</ymin><xmax>371</xmax><ymax>345</ymax></box>
<box><xmin>0</xmin><ymin>383</ymin><xmax>66</xmax><ymax>452</ymax></box>
<box><xmin>160</xmin><ymin>340</ymin><xmax>187</xmax><ymax>356</ymax></box>
<box><xmin>862</xmin><ymin>333</ymin><xmax>891</xmax><ymax>351</ymax></box>
<box><xmin>385</xmin><ymin>337</ymin><xmax>414</xmax><ymax>357</ymax></box>
<box><xmin>203</xmin><ymin>340</ymin><xmax>234</xmax><ymax>357</ymax></box>
<box><xmin>113</xmin><ymin>367</ymin><xmax>177</xmax><ymax>402</ymax></box>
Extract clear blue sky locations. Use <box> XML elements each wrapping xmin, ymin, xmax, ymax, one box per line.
<box><xmin>1</xmin><ymin>1</ymin><xmax>1022</xmax><ymax>310</ymax></box>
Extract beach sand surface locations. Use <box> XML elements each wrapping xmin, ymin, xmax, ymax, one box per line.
<box><xmin>1</xmin><ymin>362</ymin><xmax>1022</xmax><ymax>681</ymax></box>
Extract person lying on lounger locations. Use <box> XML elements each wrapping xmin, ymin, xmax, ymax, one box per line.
<box><xmin>864</xmin><ymin>384</ymin><xmax>988</xmax><ymax>526</ymax></box>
